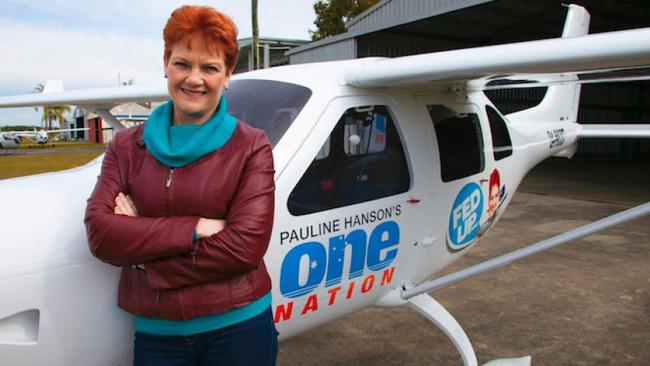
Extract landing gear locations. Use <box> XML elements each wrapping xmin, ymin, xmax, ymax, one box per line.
<box><xmin>406</xmin><ymin>293</ymin><xmax>530</xmax><ymax>366</ymax></box>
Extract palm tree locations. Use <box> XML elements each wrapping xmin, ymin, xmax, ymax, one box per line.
<box><xmin>43</xmin><ymin>105</ymin><xmax>71</xmax><ymax>129</ymax></box>
<box><xmin>33</xmin><ymin>83</ymin><xmax>71</xmax><ymax>129</ymax></box>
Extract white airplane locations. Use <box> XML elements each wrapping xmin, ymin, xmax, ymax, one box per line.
<box><xmin>0</xmin><ymin>5</ymin><xmax>649</xmax><ymax>366</ymax></box>
<box><xmin>2</xmin><ymin>127</ymin><xmax>91</xmax><ymax>147</ymax></box>
<box><xmin>0</xmin><ymin>132</ymin><xmax>21</xmax><ymax>149</ymax></box>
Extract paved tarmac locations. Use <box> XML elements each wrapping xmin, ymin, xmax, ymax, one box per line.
<box><xmin>277</xmin><ymin>158</ymin><xmax>650</xmax><ymax>366</ymax></box>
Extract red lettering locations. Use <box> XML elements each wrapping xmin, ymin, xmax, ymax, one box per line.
<box><xmin>361</xmin><ymin>274</ymin><xmax>375</xmax><ymax>294</ymax></box>
<box><xmin>274</xmin><ymin>302</ymin><xmax>293</xmax><ymax>323</ymax></box>
<box><xmin>327</xmin><ymin>286</ymin><xmax>341</xmax><ymax>305</ymax></box>
<box><xmin>380</xmin><ymin>266</ymin><xmax>395</xmax><ymax>286</ymax></box>
<box><xmin>346</xmin><ymin>281</ymin><xmax>355</xmax><ymax>299</ymax></box>
<box><xmin>301</xmin><ymin>294</ymin><xmax>319</xmax><ymax>315</ymax></box>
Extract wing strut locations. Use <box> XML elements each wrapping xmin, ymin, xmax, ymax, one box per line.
<box><xmin>401</xmin><ymin>201</ymin><xmax>650</xmax><ymax>300</ymax></box>
<box><xmin>95</xmin><ymin>109</ymin><xmax>126</xmax><ymax>131</ymax></box>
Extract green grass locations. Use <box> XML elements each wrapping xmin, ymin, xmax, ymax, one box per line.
<box><xmin>0</xmin><ymin>152</ymin><xmax>104</xmax><ymax>179</ymax></box>
<box><xmin>18</xmin><ymin>141</ymin><xmax>106</xmax><ymax>150</ymax></box>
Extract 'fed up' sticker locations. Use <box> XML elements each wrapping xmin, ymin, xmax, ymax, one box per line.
<box><xmin>448</xmin><ymin>182</ymin><xmax>483</xmax><ymax>251</ymax></box>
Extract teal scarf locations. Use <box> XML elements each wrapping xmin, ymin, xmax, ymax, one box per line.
<box><xmin>143</xmin><ymin>96</ymin><xmax>237</xmax><ymax>168</ymax></box>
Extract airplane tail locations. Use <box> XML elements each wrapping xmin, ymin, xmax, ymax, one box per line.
<box><xmin>41</xmin><ymin>80</ymin><xmax>64</xmax><ymax>94</ymax></box>
<box><xmin>497</xmin><ymin>5</ymin><xmax>591</xmax><ymax>158</ymax></box>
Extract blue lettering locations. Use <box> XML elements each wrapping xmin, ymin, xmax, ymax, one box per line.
<box><xmin>367</xmin><ymin>221</ymin><xmax>399</xmax><ymax>271</ymax></box>
<box><xmin>449</xmin><ymin>183</ymin><xmax>483</xmax><ymax>248</ymax></box>
<box><xmin>326</xmin><ymin>230</ymin><xmax>367</xmax><ymax>287</ymax></box>
<box><xmin>280</xmin><ymin>241</ymin><xmax>327</xmax><ymax>299</ymax></box>
<box><xmin>280</xmin><ymin>220</ymin><xmax>400</xmax><ymax>298</ymax></box>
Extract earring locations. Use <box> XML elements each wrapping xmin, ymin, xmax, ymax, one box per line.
<box><xmin>164</xmin><ymin>74</ymin><xmax>168</xmax><ymax>79</ymax></box>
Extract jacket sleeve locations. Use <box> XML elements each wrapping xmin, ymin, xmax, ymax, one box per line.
<box><xmin>84</xmin><ymin>133</ymin><xmax>199</xmax><ymax>266</ymax></box>
<box><xmin>144</xmin><ymin>130</ymin><xmax>275</xmax><ymax>290</ymax></box>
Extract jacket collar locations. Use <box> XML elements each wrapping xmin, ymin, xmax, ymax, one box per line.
<box><xmin>136</xmin><ymin>125</ymin><xmax>145</xmax><ymax>147</ymax></box>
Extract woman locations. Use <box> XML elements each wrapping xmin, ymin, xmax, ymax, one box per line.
<box><xmin>85</xmin><ymin>5</ymin><xmax>277</xmax><ymax>365</ymax></box>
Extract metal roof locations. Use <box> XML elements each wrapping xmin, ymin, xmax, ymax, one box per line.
<box><xmin>288</xmin><ymin>0</ymin><xmax>650</xmax><ymax>57</ymax></box>
<box><xmin>345</xmin><ymin>0</ymin><xmax>491</xmax><ymax>33</ymax></box>
<box><xmin>238</xmin><ymin>37</ymin><xmax>308</xmax><ymax>49</ymax></box>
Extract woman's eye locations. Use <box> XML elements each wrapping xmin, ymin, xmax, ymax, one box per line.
<box><xmin>174</xmin><ymin>62</ymin><xmax>188</xmax><ymax>68</ymax></box>
<box><xmin>205</xmin><ymin>66</ymin><xmax>219</xmax><ymax>73</ymax></box>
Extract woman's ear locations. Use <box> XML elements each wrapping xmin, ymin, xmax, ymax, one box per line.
<box><xmin>223</xmin><ymin>72</ymin><xmax>232</xmax><ymax>90</ymax></box>
<box><xmin>163</xmin><ymin>53</ymin><xmax>170</xmax><ymax>79</ymax></box>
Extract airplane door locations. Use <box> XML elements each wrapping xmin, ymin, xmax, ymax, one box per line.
<box><xmin>417</xmin><ymin>96</ymin><xmax>503</xmax><ymax>274</ymax></box>
<box><xmin>270</xmin><ymin>95</ymin><xmax>430</xmax><ymax>337</ymax></box>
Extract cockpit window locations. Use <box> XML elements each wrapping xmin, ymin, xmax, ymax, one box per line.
<box><xmin>225</xmin><ymin>79</ymin><xmax>312</xmax><ymax>147</ymax></box>
<box><xmin>288</xmin><ymin>105</ymin><xmax>410</xmax><ymax>216</ymax></box>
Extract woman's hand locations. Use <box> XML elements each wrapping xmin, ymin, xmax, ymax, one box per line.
<box><xmin>114</xmin><ymin>193</ymin><xmax>145</xmax><ymax>269</ymax></box>
<box><xmin>114</xmin><ymin>192</ymin><xmax>139</xmax><ymax>217</ymax></box>
<box><xmin>195</xmin><ymin>218</ymin><xmax>225</xmax><ymax>239</ymax></box>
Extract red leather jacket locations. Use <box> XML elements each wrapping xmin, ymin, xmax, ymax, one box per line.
<box><xmin>85</xmin><ymin>122</ymin><xmax>274</xmax><ymax>320</ymax></box>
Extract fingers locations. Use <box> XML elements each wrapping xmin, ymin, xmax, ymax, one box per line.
<box><xmin>124</xmin><ymin>194</ymin><xmax>139</xmax><ymax>216</ymax></box>
<box><xmin>114</xmin><ymin>192</ymin><xmax>139</xmax><ymax>217</ymax></box>
<box><xmin>195</xmin><ymin>218</ymin><xmax>226</xmax><ymax>238</ymax></box>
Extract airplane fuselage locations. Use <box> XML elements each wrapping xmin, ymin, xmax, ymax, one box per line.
<box><xmin>0</xmin><ymin>60</ymin><xmax>578</xmax><ymax>364</ymax></box>
<box><xmin>0</xmin><ymin>132</ymin><xmax>20</xmax><ymax>149</ymax></box>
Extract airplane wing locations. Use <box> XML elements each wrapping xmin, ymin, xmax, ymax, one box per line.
<box><xmin>12</xmin><ymin>131</ymin><xmax>37</xmax><ymax>139</ymax></box>
<box><xmin>0</xmin><ymin>83</ymin><xmax>167</xmax><ymax>109</ymax></box>
<box><xmin>342</xmin><ymin>27</ymin><xmax>650</xmax><ymax>88</ymax></box>
<box><xmin>45</xmin><ymin>127</ymin><xmax>90</xmax><ymax>134</ymax></box>
<box><xmin>578</xmin><ymin>124</ymin><xmax>650</xmax><ymax>138</ymax></box>
<box><xmin>0</xmin><ymin>83</ymin><xmax>167</xmax><ymax>130</ymax></box>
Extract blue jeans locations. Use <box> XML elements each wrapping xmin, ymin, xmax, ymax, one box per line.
<box><xmin>134</xmin><ymin>308</ymin><xmax>278</xmax><ymax>366</ymax></box>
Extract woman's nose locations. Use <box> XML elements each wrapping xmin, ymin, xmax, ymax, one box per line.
<box><xmin>185</xmin><ymin>68</ymin><xmax>203</xmax><ymax>85</ymax></box>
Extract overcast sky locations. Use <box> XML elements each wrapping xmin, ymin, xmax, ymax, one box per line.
<box><xmin>0</xmin><ymin>0</ymin><xmax>317</xmax><ymax>126</ymax></box>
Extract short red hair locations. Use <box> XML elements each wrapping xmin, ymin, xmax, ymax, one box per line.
<box><xmin>489</xmin><ymin>169</ymin><xmax>500</xmax><ymax>191</ymax></box>
<box><xmin>163</xmin><ymin>5</ymin><xmax>238</xmax><ymax>74</ymax></box>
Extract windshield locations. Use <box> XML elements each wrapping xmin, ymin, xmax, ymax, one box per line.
<box><xmin>225</xmin><ymin>79</ymin><xmax>312</xmax><ymax>147</ymax></box>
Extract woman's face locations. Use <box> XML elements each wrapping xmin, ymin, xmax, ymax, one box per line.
<box><xmin>164</xmin><ymin>41</ymin><xmax>231</xmax><ymax>125</ymax></box>
<box><xmin>488</xmin><ymin>183</ymin><xmax>500</xmax><ymax>217</ymax></box>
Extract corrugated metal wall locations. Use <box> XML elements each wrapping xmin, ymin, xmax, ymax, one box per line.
<box><xmin>358</xmin><ymin>32</ymin><xmax>470</xmax><ymax>57</ymax></box>
<box><xmin>289</xmin><ymin>39</ymin><xmax>357</xmax><ymax>64</ymax></box>
<box><xmin>348</xmin><ymin>0</ymin><xmax>491</xmax><ymax>34</ymax></box>
<box><xmin>487</xmin><ymin>83</ymin><xmax>650</xmax><ymax>158</ymax></box>
<box><xmin>577</xmin><ymin>83</ymin><xmax>650</xmax><ymax>158</ymax></box>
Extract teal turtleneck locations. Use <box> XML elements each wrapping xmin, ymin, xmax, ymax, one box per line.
<box><xmin>143</xmin><ymin>95</ymin><xmax>237</xmax><ymax>168</ymax></box>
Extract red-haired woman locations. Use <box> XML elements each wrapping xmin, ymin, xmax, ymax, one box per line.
<box><xmin>85</xmin><ymin>5</ymin><xmax>277</xmax><ymax>365</ymax></box>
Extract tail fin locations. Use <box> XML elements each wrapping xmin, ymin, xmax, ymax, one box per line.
<box><xmin>42</xmin><ymin>80</ymin><xmax>64</xmax><ymax>94</ymax></box>
<box><xmin>505</xmin><ymin>5</ymin><xmax>590</xmax><ymax>157</ymax></box>
<box><xmin>561</xmin><ymin>4</ymin><xmax>590</xmax><ymax>38</ymax></box>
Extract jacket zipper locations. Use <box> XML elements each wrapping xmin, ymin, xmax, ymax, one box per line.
<box><xmin>165</xmin><ymin>168</ymin><xmax>175</xmax><ymax>188</ymax></box>
<box><xmin>164</xmin><ymin>167</ymin><xmax>197</xmax><ymax>272</ymax></box>
<box><xmin>159</xmin><ymin>168</ymin><xmax>176</xmax><ymax>305</ymax></box>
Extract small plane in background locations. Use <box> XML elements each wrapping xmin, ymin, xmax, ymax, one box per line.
<box><xmin>0</xmin><ymin>127</ymin><xmax>90</xmax><ymax>148</ymax></box>
<box><xmin>0</xmin><ymin>132</ymin><xmax>21</xmax><ymax>149</ymax></box>
<box><xmin>0</xmin><ymin>4</ymin><xmax>649</xmax><ymax>366</ymax></box>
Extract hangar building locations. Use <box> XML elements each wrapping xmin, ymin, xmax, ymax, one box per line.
<box><xmin>288</xmin><ymin>0</ymin><xmax>650</xmax><ymax>159</ymax></box>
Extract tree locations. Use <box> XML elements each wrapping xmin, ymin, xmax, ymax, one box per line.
<box><xmin>33</xmin><ymin>83</ymin><xmax>71</xmax><ymax>129</ymax></box>
<box><xmin>311</xmin><ymin>0</ymin><xmax>380</xmax><ymax>41</ymax></box>
<box><xmin>42</xmin><ymin>105</ymin><xmax>71</xmax><ymax>130</ymax></box>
